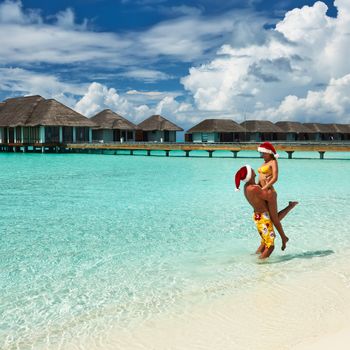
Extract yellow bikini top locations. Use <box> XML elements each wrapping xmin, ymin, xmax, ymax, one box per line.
<box><xmin>258</xmin><ymin>164</ymin><xmax>272</xmax><ymax>176</ymax></box>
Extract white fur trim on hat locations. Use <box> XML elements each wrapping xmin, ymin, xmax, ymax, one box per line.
<box><xmin>243</xmin><ymin>164</ymin><xmax>252</xmax><ymax>182</ymax></box>
<box><xmin>257</xmin><ymin>147</ymin><xmax>279</xmax><ymax>158</ymax></box>
<box><xmin>235</xmin><ymin>165</ymin><xmax>252</xmax><ymax>191</ymax></box>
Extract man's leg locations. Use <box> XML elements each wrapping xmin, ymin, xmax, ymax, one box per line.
<box><xmin>260</xmin><ymin>245</ymin><xmax>274</xmax><ymax>259</ymax></box>
<box><xmin>256</xmin><ymin>242</ymin><xmax>265</xmax><ymax>254</ymax></box>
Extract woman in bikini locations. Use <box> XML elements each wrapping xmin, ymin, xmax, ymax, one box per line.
<box><xmin>257</xmin><ymin>142</ymin><xmax>297</xmax><ymax>250</ymax></box>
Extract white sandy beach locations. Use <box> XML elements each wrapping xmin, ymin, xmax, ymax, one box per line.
<box><xmin>292</xmin><ymin>326</ymin><xmax>350</xmax><ymax>350</ymax></box>
<box><xmin>56</xmin><ymin>250</ymin><xmax>350</xmax><ymax>350</ymax></box>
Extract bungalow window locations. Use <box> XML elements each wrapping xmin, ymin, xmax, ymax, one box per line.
<box><xmin>201</xmin><ymin>133</ymin><xmax>208</xmax><ymax>142</ymax></box>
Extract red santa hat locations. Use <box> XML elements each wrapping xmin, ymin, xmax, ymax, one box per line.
<box><xmin>257</xmin><ymin>142</ymin><xmax>279</xmax><ymax>158</ymax></box>
<box><xmin>235</xmin><ymin>165</ymin><xmax>253</xmax><ymax>191</ymax></box>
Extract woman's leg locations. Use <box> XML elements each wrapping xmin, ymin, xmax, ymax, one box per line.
<box><xmin>267</xmin><ymin>190</ymin><xmax>289</xmax><ymax>251</ymax></box>
<box><xmin>278</xmin><ymin>201</ymin><xmax>298</xmax><ymax>221</ymax></box>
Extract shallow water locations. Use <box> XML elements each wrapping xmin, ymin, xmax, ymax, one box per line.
<box><xmin>0</xmin><ymin>151</ymin><xmax>349</xmax><ymax>349</ymax></box>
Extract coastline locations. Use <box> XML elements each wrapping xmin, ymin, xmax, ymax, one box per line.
<box><xmin>57</xmin><ymin>250</ymin><xmax>350</xmax><ymax>350</ymax></box>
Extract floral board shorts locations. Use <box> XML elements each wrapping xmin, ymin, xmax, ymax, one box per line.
<box><xmin>253</xmin><ymin>212</ymin><xmax>276</xmax><ymax>248</ymax></box>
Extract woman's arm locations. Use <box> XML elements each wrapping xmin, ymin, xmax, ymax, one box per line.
<box><xmin>261</xmin><ymin>160</ymin><xmax>278</xmax><ymax>190</ymax></box>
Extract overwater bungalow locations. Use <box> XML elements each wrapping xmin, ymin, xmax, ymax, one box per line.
<box><xmin>275</xmin><ymin>121</ymin><xmax>313</xmax><ymax>141</ymax></box>
<box><xmin>91</xmin><ymin>109</ymin><xmax>139</xmax><ymax>143</ymax></box>
<box><xmin>0</xmin><ymin>95</ymin><xmax>96</xmax><ymax>145</ymax></box>
<box><xmin>138</xmin><ymin>115</ymin><xmax>183</xmax><ymax>142</ymax></box>
<box><xmin>328</xmin><ymin>124</ymin><xmax>350</xmax><ymax>141</ymax></box>
<box><xmin>303</xmin><ymin>123</ymin><xmax>339</xmax><ymax>141</ymax></box>
<box><xmin>240</xmin><ymin>120</ymin><xmax>284</xmax><ymax>142</ymax></box>
<box><xmin>185</xmin><ymin>119</ymin><xmax>245</xmax><ymax>142</ymax></box>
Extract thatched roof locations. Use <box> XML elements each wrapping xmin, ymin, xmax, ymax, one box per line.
<box><xmin>0</xmin><ymin>95</ymin><xmax>44</xmax><ymax>127</ymax></box>
<box><xmin>303</xmin><ymin>123</ymin><xmax>338</xmax><ymax>133</ymax></box>
<box><xmin>327</xmin><ymin>123</ymin><xmax>350</xmax><ymax>134</ymax></box>
<box><xmin>0</xmin><ymin>95</ymin><xmax>96</xmax><ymax>127</ymax></box>
<box><xmin>241</xmin><ymin>120</ymin><xmax>284</xmax><ymax>133</ymax></box>
<box><xmin>91</xmin><ymin>109</ymin><xmax>138</xmax><ymax>130</ymax></box>
<box><xmin>275</xmin><ymin>121</ymin><xmax>313</xmax><ymax>133</ymax></box>
<box><xmin>187</xmin><ymin>119</ymin><xmax>245</xmax><ymax>133</ymax></box>
<box><xmin>138</xmin><ymin>115</ymin><xmax>183</xmax><ymax>131</ymax></box>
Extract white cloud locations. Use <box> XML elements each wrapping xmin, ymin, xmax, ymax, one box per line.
<box><xmin>54</xmin><ymin>8</ymin><xmax>88</xmax><ymax>30</ymax></box>
<box><xmin>0</xmin><ymin>0</ymin><xmax>41</xmax><ymax>24</ymax></box>
<box><xmin>75</xmin><ymin>82</ymin><xmax>133</xmax><ymax>118</ymax></box>
<box><xmin>0</xmin><ymin>67</ymin><xmax>85</xmax><ymax>106</ymax></box>
<box><xmin>0</xmin><ymin>0</ymin><xmax>250</xmax><ymax>67</ymax></box>
<box><xmin>261</xmin><ymin>74</ymin><xmax>350</xmax><ymax>123</ymax></box>
<box><xmin>181</xmin><ymin>0</ymin><xmax>350</xmax><ymax>123</ymax></box>
<box><xmin>159</xmin><ymin>5</ymin><xmax>202</xmax><ymax>17</ymax></box>
<box><xmin>119</xmin><ymin>69</ymin><xmax>172</xmax><ymax>82</ymax></box>
<box><xmin>74</xmin><ymin>82</ymin><xmax>192</xmax><ymax>125</ymax></box>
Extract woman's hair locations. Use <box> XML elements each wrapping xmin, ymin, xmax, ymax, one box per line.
<box><xmin>264</xmin><ymin>152</ymin><xmax>275</xmax><ymax>160</ymax></box>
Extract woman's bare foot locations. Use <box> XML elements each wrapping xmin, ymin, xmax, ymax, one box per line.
<box><xmin>281</xmin><ymin>236</ymin><xmax>289</xmax><ymax>251</ymax></box>
<box><xmin>289</xmin><ymin>201</ymin><xmax>298</xmax><ymax>209</ymax></box>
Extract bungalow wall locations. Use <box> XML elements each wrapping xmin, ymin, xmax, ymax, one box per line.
<box><xmin>219</xmin><ymin>132</ymin><xmax>242</xmax><ymax>142</ymax></box>
<box><xmin>93</xmin><ymin>129</ymin><xmax>135</xmax><ymax>142</ymax></box>
<box><xmin>92</xmin><ymin>129</ymin><xmax>114</xmax><ymax>142</ymax></box>
<box><xmin>247</xmin><ymin>132</ymin><xmax>280</xmax><ymax>142</ymax></box>
<box><xmin>0</xmin><ymin>126</ymin><xmax>40</xmax><ymax>143</ymax></box>
<box><xmin>143</xmin><ymin>130</ymin><xmax>176</xmax><ymax>142</ymax></box>
<box><xmin>283</xmin><ymin>133</ymin><xmax>311</xmax><ymax>141</ymax></box>
<box><xmin>192</xmin><ymin>132</ymin><xmax>218</xmax><ymax>143</ymax></box>
<box><xmin>0</xmin><ymin>126</ymin><xmax>92</xmax><ymax>144</ymax></box>
<box><xmin>306</xmin><ymin>133</ymin><xmax>336</xmax><ymax>141</ymax></box>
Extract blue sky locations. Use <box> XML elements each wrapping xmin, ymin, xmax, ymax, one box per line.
<box><xmin>1</xmin><ymin>0</ymin><xmax>350</xmax><ymax>129</ymax></box>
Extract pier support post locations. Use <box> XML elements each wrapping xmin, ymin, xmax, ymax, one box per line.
<box><xmin>165</xmin><ymin>150</ymin><xmax>170</xmax><ymax>157</ymax></box>
<box><xmin>185</xmin><ymin>150</ymin><xmax>190</xmax><ymax>157</ymax></box>
<box><xmin>287</xmin><ymin>151</ymin><xmax>294</xmax><ymax>159</ymax></box>
<box><xmin>130</xmin><ymin>150</ymin><xmax>134</xmax><ymax>155</ymax></box>
<box><xmin>231</xmin><ymin>151</ymin><xmax>238</xmax><ymax>158</ymax></box>
<box><xmin>147</xmin><ymin>150</ymin><xmax>151</xmax><ymax>156</ymax></box>
<box><xmin>207</xmin><ymin>150</ymin><xmax>213</xmax><ymax>158</ymax></box>
<box><xmin>41</xmin><ymin>147</ymin><xmax>45</xmax><ymax>153</ymax></box>
<box><xmin>319</xmin><ymin>151</ymin><xmax>325</xmax><ymax>159</ymax></box>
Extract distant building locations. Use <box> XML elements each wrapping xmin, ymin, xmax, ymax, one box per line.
<box><xmin>90</xmin><ymin>109</ymin><xmax>139</xmax><ymax>142</ymax></box>
<box><xmin>325</xmin><ymin>124</ymin><xmax>350</xmax><ymax>141</ymax></box>
<box><xmin>275</xmin><ymin>121</ymin><xmax>313</xmax><ymax>141</ymax></box>
<box><xmin>0</xmin><ymin>95</ymin><xmax>96</xmax><ymax>144</ymax></box>
<box><xmin>138</xmin><ymin>115</ymin><xmax>183</xmax><ymax>142</ymax></box>
<box><xmin>240</xmin><ymin>120</ymin><xmax>284</xmax><ymax>142</ymax></box>
<box><xmin>185</xmin><ymin>119</ymin><xmax>245</xmax><ymax>142</ymax></box>
<box><xmin>303</xmin><ymin>123</ymin><xmax>338</xmax><ymax>141</ymax></box>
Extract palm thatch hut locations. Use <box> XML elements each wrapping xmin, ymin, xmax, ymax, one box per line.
<box><xmin>240</xmin><ymin>120</ymin><xmax>284</xmax><ymax>141</ymax></box>
<box><xmin>302</xmin><ymin>123</ymin><xmax>339</xmax><ymax>141</ymax></box>
<box><xmin>0</xmin><ymin>95</ymin><xmax>96</xmax><ymax>144</ymax></box>
<box><xmin>138</xmin><ymin>115</ymin><xmax>183</xmax><ymax>142</ymax></box>
<box><xmin>185</xmin><ymin>119</ymin><xmax>245</xmax><ymax>142</ymax></box>
<box><xmin>275</xmin><ymin>121</ymin><xmax>313</xmax><ymax>141</ymax></box>
<box><xmin>327</xmin><ymin>123</ymin><xmax>350</xmax><ymax>141</ymax></box>
<box><xmin>91</xmin><ymin>109</ymin><xmax>139</xmax><ymax>142</ymax></box>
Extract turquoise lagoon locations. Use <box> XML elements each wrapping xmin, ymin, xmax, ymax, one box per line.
<box><xmin>1</xmin><ymin>151</ymin><xmax>350</xmax><ymax>348</ymax></box>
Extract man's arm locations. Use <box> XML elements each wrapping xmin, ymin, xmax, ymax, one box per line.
<box><xmin>250</xmin><ymin>185</ymin><xmax>271</xmax><ymax>201</ymax></box>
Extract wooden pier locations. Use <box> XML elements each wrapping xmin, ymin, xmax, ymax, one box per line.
<box><xmin>1</xmin><ymin>141</ymin><xmax>350</xmax><ymax>158</ymax></box>
<box><xmin>65</xmin><ymin>141</ymin><xmax>350</xmax><ymax>159</ymax></box>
